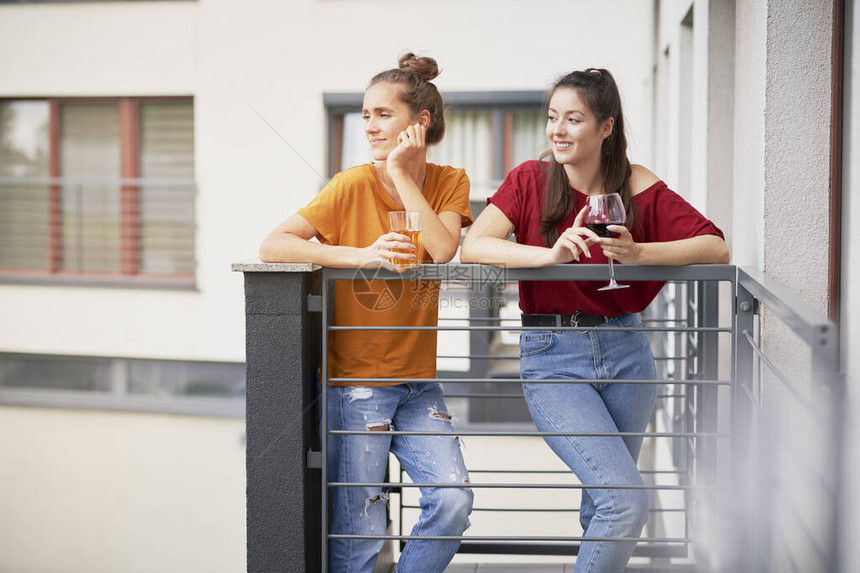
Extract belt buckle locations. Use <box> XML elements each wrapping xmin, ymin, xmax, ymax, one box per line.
<box><xmin>571</xmin><ymin>311</ymin><xmax>582</xmax><ymax>328</ymax></box>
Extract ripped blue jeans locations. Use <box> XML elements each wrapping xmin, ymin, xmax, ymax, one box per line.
<box><xmin>326</xmin><ymin>382</ymin><xmax>473</xmax><ymax>573</ymax></box>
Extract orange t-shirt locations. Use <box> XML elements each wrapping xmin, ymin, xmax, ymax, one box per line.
<box><xmin>297</xmin><ymin>163</ymin><xmax>472</xmax><ymax>385</ymax></box>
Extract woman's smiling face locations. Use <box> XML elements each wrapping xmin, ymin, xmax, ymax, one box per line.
<box><xmin>362</xmin><ymin>82</ymin><xmax>416</xmax><ymax>161</ymax></box>
<box><xmin>546</xmin><ymin>87</ymin><xmax>612</xmax><ymax>167</ymax></box>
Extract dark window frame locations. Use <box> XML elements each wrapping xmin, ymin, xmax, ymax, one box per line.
<box><xmin>323</xmin><ymin>90</ymin><xmax>547</xmax><ymax>180</ymax></box>
<box><xmin>0</xmin><ymin>352</ymin><xmax>244</xmax><ymax>418</ymax></box>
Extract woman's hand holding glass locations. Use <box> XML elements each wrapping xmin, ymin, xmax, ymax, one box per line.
<box><xmin>544</xmin><ymin>205</ymin><xmax>598</xmax><ymax>264</ymax></box>
<box><xmin>593</xmin><ymin>224</ymin><xmax>641</xmax><ymax>264</ymax></box>
<box><xmin>359</xmin><ymin>232</ymin><xmax>417</xmax><ymax>272</ymax></box>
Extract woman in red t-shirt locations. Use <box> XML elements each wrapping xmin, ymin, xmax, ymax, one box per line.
<box><xmin>461</xmin><ymin>68</ymin><xmax>728</xmax><ymax>573</ymax></box>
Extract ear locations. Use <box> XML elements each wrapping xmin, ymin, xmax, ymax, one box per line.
<box><xmin>601</xmin><ymin>117</ymin><xmax>615</xmax><ymax>140</ymax></box>
<box><xmin>416</xmin><ymin>109</ymin><xmax>431</xmax><ymax>128</ymax></box>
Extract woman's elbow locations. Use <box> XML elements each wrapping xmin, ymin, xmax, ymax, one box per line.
<box><xmin>710</xmin><ymin>239</ymin><xmax>730</xmax><ymax>264</ymax></box>
<box><xmin>431</xmin><ymin>243</ymin><xmax>459</xmax><ymax>264</ymax></box>
<box><xmin>459</xmin><ymin>239</ymin><xmax>477</xmax><ymax>263</ymax></box>
<box><xmin>258</xmin><ymin>244</ymin><xmax>274</xmax><ymax>262</ymax></box>
<box><xmin>259</xmin><ymin>238</ymin><xmax>282</xmax><ymax>263</ymax></box>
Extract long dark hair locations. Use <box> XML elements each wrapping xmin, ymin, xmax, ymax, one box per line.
<box><xmin>539</xmin><ymin>68</ymin><xmax>634</xmax><ymax>246</ymax></box>
<box><xmin>368</xmin><ymin>52</ymin><xmax>446</xmax><ymax>145</ymax></box>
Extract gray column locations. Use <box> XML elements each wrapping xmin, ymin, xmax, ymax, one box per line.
<box><xmin>235</xmin><ymin>262</ymin><xmax>322</xmax><ymax>573</ymax></box>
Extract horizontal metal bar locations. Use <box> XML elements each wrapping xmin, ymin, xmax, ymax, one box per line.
<box><xmin>329</xmin><ymin>534</ymin><xmax>692</xmax><ymax>543</ymax></box>
<box><xmin>438</xmin><ymin>317</ymin><xmax>506</xmax><ymax>322</ymax></box>
<box><xmin>327</xmin><ymin>325</ymin><xmax>730</xmax><ymax>333</ymax></box>
<box><xmin>442</xmin><ymin>393</ymin><xmax>524</xmax><ymax>399</ymax></box>
<box><xmin>437</xmin><ymin>355</ymin><xmax>688</xmax><ymax>361</ymax></box>
<box><xmin>454</xmin><ymin>541</ymin><xmax>690</xmax><ymax>557</ymax></box>
<box><xmin>741</xmin><ymin>330</ymin><xmax>828</xmax><ymax>420</ymax></box>
<box><xmin>330</xmin><ymin>482</ymin><xmax>712</xmax><ymax>490</ymax></box>
<box><xmin>409</xmin><ymin>506</ymin><xmax>686</xmax><ymax>514</ymax></box>
<box><xmin>439</xmin><ymin>392</ymin><xmax>695</xmax><ymax>400</ymax></box>
<box><xmin>443</xmin><ymin>391</ymin><xmax>691</xmax><ymax>399</ymax></box>
<box><xmin>329</xmin><ymin>430</ymin><xmax>725</xmax><ymax>438</ymax></box>
<box><xmin>321</xmin><ymin>263</ymin><xmax>737</xmax><ymax>282</ymax></box>
<box><xmin>327</xmin><ymin>377</ymin><xmax>728</xmax><ymax>385</ymax></box>
<box><xmin>400</xmin><ymin>505</ymin><xmax>686</xmax><ymax>513</ymax></box>
<box><xmin>436</xmin><ymin>355</ymin><xmax>517</xmax><ymax>360</ymax></box>
<box><xmin>738</xmin><ymin>266</ymin><xmax>835</xmax><ymax>350</ymax></box>
<box><xmin>459</xmin><ymin>469</ymin><xmax>682</xmax><ymax>475</ymax></box>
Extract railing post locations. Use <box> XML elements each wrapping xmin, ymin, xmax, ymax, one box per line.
<box><xmin>686</xmin><ymin>280</ymin><xmax>719</xmax><ymax>570</ymax></box>
<box><xmin>733</xmin><ymin>281</ymin><xmax>763</xmax><ymax>572</ymax></box>
<box><xmin>237</xmin><ymin>263</ymin><xmax>322</xmax><ymax>573</ymax></box>
<box><xmin>812</xmin><ymin>321</ymin><xmax>845</xmax><ymax>573</ymax></box>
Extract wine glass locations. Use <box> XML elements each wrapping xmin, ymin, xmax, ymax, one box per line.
<box><xmin>584</xmin><ymin>193</ymin><xmax>630</xmax><ymax>291</ymax></box>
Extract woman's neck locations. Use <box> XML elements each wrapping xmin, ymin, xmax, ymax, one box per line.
<box><xmin>376</xmin><ymin>157</ymin><xmax>427</xmax><ymax>204</ymax></box>
<box><xmin>562</xmin><ymin>158</ymin><xmax>605</xmax><ymax>196</ymax></box>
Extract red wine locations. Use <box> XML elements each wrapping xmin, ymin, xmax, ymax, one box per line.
<box><xmin>586</xmin><ymin>223</ymin><xmax>619</xmax><ymax>238</ymax></box>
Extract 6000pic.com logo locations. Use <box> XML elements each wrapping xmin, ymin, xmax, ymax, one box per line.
<box><xmin>350</xmin><ymin>264</ymin><xmax>405</xmax><ymax>311</ymax></box>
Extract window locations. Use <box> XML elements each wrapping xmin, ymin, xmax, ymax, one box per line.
<box><xmin>325</xmin><ymin>91</ymin><xmax>548</xmax><ymax>200</ymax></box>
<box><xmin>0</xmin><ymin>352</ymin><xmax>244</xmax><ymax>417</ymax></box>
<box><xmin>0</xmin><ymin>97</ymin><xmax>196</xmax><ymax>287</ymax></box>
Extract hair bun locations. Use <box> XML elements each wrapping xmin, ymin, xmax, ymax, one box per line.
<box><xmin>398</xmin><ymin>52</ymin><xmax>440</xmax><ymax>81</ymax></box>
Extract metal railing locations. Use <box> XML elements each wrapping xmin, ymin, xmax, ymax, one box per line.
<box><xmin>235</xmin><ymin>261</ymin><xmax>843</xmax><ymax>572</ymax></box>
<box><xmin>318</xmin><ymin>264</ymin><xmax>740</xmax><ymax>572</ymax></box>
<box><xmin>730</xmin><ymin>267</ymin><xmax>844</xmax><ymax>573</ymax></box>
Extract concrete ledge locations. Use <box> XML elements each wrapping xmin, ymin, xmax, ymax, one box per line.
<box><xmin>231</xmin><ymin>259</ymin><xmax>320</xmax><ymax>273</ymax></box>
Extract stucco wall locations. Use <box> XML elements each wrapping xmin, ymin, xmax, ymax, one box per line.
<box><xmin>764</xmin><ymin>0</ymin><xmax>833</xmax><ymax>316</ymax></box>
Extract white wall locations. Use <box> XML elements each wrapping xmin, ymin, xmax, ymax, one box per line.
<box><xmin>0</xmin><ymin>1</ymin><xmax>658</xmax><ymax>571</ymax></box>
<box><xmin>731</xmin><ymin>0</ymin><xmax>767</xmax><ymax>270</ymax></box>
<box><xmin>0</xmin><ymin>0</ymin><xmax>656</xmax><ymax>364</ymax></box>
<box><xmin>0</xmin><ymin>407</ymin><xmax>246</xmax><ymax>573</ymax></box>
<box><xmin>652</xmin><ymin>0</ymin><xmax>725</xmax><ymax>219</ymax></box>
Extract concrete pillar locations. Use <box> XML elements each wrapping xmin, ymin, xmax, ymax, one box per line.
<box><xmin>235</xmin><ymin>262</ymin><xmax>322</xmax><ymax>573</ymax></box>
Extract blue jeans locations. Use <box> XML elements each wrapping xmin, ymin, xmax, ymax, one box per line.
<box><xmin>519</xmin><ymin>313</ymin><xmax>658</xmax><ymax>573</ymax></box>
<box><xmin>326</xmin><ymin>382</ymin><xmax>473</xmax><ymax>573</ymax></box>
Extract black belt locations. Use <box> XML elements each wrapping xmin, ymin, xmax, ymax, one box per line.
<box><xmin>521</xmin><ymin>312</ymin><xmax>613</xmax><ymax>328</ymax></box>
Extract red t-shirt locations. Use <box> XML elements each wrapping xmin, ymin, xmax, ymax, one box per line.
<box><xmin>488</xmin><ymin>160</ymin><xmax>725</xmax><ymax>316</ymax></box>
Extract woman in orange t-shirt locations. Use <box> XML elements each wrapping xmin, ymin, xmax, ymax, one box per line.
<box><xmin>260</xmin><ymin>53</ymin><xmax>473</xmax><ymax>573</ymax></box>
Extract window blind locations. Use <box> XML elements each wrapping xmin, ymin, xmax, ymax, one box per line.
<box><xmin>59</xmin><ymin>102</ymin><xmax>122</xmax><ymax>273</ymax></box>
<box><xmin>139</xmin><ymin>101</ymin><xmax>195</xmax><ymax>275</ymax></box>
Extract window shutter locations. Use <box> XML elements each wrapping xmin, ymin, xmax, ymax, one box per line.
<box><xmin>139</xmin><ymin>101</ymin><xmax>195</xmax><ymax>275</ymax></box>
<box><xmin>59</xmin><ymin>102</ymin><xmax>122</xmax><ymax>273</ymax></box>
